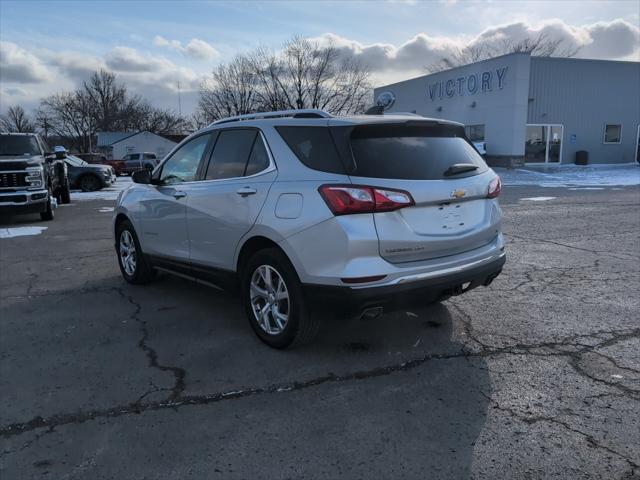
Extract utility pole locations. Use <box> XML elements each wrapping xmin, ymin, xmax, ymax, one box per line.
<box><xmin>177</xmin><ymin>81</ymin><xmax>182</xmax><ymax>118</ymax></box>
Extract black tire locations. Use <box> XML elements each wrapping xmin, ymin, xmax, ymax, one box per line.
<box><xmin>241</xmin><ymin>248</ymin><xmax>320</xmax><ymax>349</ymax></box>
<box><xmin>115</xmin><ymin>219</ymin><xmax>156</xmax><ymax>284</ymax></box>
<box><xmin>59</xmin><ymin>179</ymin><xmax>71</xmax><ymax>204</ymax></box>
<box><xmin>79</xmin><ymin>174</ymin><xmax>101</xmax><ymax>192</ymax></box>
<box><xmin>40</xmin><ymin>189</ymin><xmax>54</xmax><ymax>221</ymax></box>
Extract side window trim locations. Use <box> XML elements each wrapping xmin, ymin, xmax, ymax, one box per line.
<box><xmin>200</xmin><ymin>127</ymin><xmax>276</xmax><ymax>183</ymax></box>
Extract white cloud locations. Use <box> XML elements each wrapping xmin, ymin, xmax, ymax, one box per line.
<box><xmin>581</xmin><ymin>19</ymin><xmax>640</xmax><ymax>58</ymax></box>
<box><xmin>315</xmin><ymin>18</ymin><xmax>640</xmax><ymax>77</ymax></box>
<box><xmin>184</xmin><ymin>38</ymin><xmax>219</xmax><ymax>60</ymax></box>
<box><xmin>0</xmin><ymin>41</ymin><xmax>50</xmax><ymax>84</ymax></box>
<box><xmin>47</xmin><ymin>51</ymin><xmax>106</xmax><ymax>80</ymax></box>
<box><xmin>154</xmin><ymin>35</ymin><xmax>219</xmax><ymax>60</ymax></box>
<box><xmin>105</xmin><ymin>46</ymin><xmax>176</xmax><ymax>73</ymax></box>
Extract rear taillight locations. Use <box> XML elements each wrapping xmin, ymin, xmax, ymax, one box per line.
<box><xmin>487</xmin><ymin>176</ymin><xmax>501</xmax><ymax>199</ymax></box>
<box><xmin>319</xmin><ymin>184</ymin><xmax>415</xmax><ymax>216</ymax></box>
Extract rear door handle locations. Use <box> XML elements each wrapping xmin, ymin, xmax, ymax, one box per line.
<box><xmin>236</xmin><ymin>186</ymin><xmax>257</xmax><ymax>197</ymax></box>
<box><xmin>173</xmin><ymin>191</ymin><xmax>187</xmax><ymax>199</ymax></box>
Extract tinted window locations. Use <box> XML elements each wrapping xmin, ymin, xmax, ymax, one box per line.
<box><xmin>0</xmin><ymin>136</ymin><xmax>41</xmax><ymax>156</ymax></box>
<box><xmin>464</xmin><ymin>124</ymin><xmax>485</xmax><ymax>141</ymax></box>
<box><xmin>160</xmin><ymin>134</ymin><xmax>210</xmax><ymax>184</ymax></box>
<box><xmin>206</xmin><ymin>129</ymin><xmax>256</xmax><ymax>180</ymax></box>
<box><xmin>245</xmin><ymin>136</ymin><xmax>270</xmax><ymax>176</ymax></box>
<box><xmin>350</xmin><ymin>125</ymin><xmax>487</xmax><ymax>180</ymax></box>
<box><xmin>604</xmin><ymin>124</ymin><xmax>621</xmax><ymax>143</ymax></box>
<box><xmin>276</xmin><ymin>127</ymin><xmax>345</xmax><ymax>174</ymax></box>
<box><xmin>143</xmin><ymin>153</ymin><xmax>156</xmax><ymax>159</ymax></box>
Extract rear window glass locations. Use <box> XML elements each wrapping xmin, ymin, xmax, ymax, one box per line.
<box><xmin>245</xmin><ymin>136</ymin><xmax>270</xmax><ymax>176</ymax></box>
<box><xmin>276</xmin><ymin>126</ymin><xmax>345</xmax><ymax>174</ymax></box>
<box><xmin>350</xmin><ymin>125</ymin><xmax>487</xmax><ymax>180</ymax></box>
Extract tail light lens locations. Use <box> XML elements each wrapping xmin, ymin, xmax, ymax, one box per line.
<box><xmin>487</xmin><ymin>176</ymin><xmax>501</xmax><ymax>199</ymax></box>
<box><xmin>319</xmin><ymin>184</ymin><xmax>415</xmax><ymax>215</ymax></box>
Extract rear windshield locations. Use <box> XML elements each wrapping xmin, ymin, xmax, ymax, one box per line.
<box><xmin>276</xmin><ymin>124</ymin><xmax>487</xmax><ymax>179</ymax></box>
<box><xmin>350</xmin><ymin>125</ymin><xmax>487</xmax><ymax>180</ymax></box>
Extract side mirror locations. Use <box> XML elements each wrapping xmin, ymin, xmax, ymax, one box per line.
<box><xmin>132</xmin><ymin>169</ymin><xmax>151</xmax><ymax>184</ymax></box>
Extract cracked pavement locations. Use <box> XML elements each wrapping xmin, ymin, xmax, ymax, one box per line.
<box><xmin>1</xmin><ymin>185</ymin><xmax>639</xmax><ymax>479</ymax></box>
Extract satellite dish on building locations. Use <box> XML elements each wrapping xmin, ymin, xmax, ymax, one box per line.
<box><xmin>376</xmin><ymin>91</ymin><xmax>396</xmax><ymax>110</ymax></box>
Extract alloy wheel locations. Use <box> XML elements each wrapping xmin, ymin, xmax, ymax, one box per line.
<box><xmin>119</xmin><ymin>230</ymin><xmax>137</xmax><ymax>276</ymax></box>
<box><xmin>250</xmin><ymin>265</ymin><xmax>290</xmax><ymax>335</ymax></box>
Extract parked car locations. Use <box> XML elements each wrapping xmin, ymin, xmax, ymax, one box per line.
<box><xmin>121</xmin><ymin>152</ymin><xmax>159</xmax><ymax>175</ymax></box>
<box><xmin>60</xmin><ymin>150</ymin><xmax>117</xmax><ymax>192</ymax></box>
<box><xmin>113</xmin><ymin>109</ymin><xmax>505</xmax><ymax>348</ymax></box>
<box><xmin>75</xmin><ymin>152</ymin><xmax>126</xmax><ymax>176</ymax></box>
<box><xmin>0</xmin><ymin>133</ymin><xmax>70</xmax><ymax>221</ymax></box>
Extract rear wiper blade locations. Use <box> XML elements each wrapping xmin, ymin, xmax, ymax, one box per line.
<box><xmin>444</xmin><ymin>163</ymin><xmax>479</xmax><ymax>176</ymax></box>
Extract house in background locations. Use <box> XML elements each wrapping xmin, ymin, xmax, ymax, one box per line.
<box><xmin>96</xmin><ymin>131</ymin><xmax>187</xmax><ymax>160</ymax></box>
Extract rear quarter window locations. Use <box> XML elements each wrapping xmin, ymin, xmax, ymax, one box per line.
<box><xmin>350</xmin><ymin>124</ymin><xmax>488</xmax><ymax>180</ymax></box>
<box><xmin>276</xmin><ymin>126</ymin><xmax>346</xmax><ymax>174</ymax></box>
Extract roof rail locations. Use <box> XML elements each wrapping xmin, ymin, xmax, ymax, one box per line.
<box><xmin>210</xmin><ymin>109</ymin><xmax>333</xmax><ymax>126</ymax></box>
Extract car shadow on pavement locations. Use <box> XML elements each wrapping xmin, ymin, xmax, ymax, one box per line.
<box><xmin>131</xmin><ymin>274</ymin><xmax>492</xmax><ymax>478</ymax></box>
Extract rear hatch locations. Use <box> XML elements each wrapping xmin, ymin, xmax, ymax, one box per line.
<box><xmin>345</xmin><ymin>122</ymin><xmax>500</xmax><ymax>263</ymax></box>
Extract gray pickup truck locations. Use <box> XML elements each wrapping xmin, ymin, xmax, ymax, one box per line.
<box><xmin>121</xmin><ymin>152</ymin><xmax>160</xmax><ymax>175</ymax></box>
<box><xmin>0</xmin><ymin>133</ymin><xmax>71</xmax><ymax>221</ymax></box>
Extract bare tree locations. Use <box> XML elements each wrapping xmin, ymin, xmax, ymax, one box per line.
<box><xmin>36</xmin><ymin>69</ymin><xmax>189</xmax><ymax>150</ymax></box>
<box><xmin>0</xmin><ymin>106</ymin><xmax>35</xmax><ymax>133</ymax></box>
<box><xmin>428</xmin><ymin>32</ymin><xmax>580</xmax><ymax>72</ymax></box>
<box><xmin>37</xmin><ymin>91</ymin><xmax>96</xmax><ymax>152</ymax></box>
<box><xmin>198</xmin><ymin>36</ymin><xmax>371</xmax><ymax>123</ymax></box>
<box><xmin>198</xmin><ymin>55</ymin><xmax>258</xmax><ymax>122</ymax></box>
<box><xmin>135</xmin><ymin>101</ymin><xmax>189</xmax><ymax>135</ymax></box>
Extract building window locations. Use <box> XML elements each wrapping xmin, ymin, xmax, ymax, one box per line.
<box><xmin>603</xmin><ymin>124</ymin><xmax>622</xmax><ymax>144</ymax></box>
<box><xmin>465</xmin><ymin>124</ymin><xmax>485</xmax><ymax>141</ymax></box>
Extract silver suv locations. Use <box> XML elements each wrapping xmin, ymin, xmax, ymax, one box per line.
<box><xmin>114</xmin><ymin>109</ymin><xmax>505</xmax><ymax>348</ymax></box>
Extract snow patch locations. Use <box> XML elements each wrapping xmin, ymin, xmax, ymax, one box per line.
<box><xmin>0</xmin><ymin>226</ymin><xmax>47</xmax><ymax>239</ymax></box>
<box><xmin>520</xmin><ymin>196</ymin><xmax>556</xmax><ymax>202</ymax></box>
<box><xmin>98</xmin><ymin>207</ymin><xmax>115</xmax><ymax>213</ymax></box>
<box><xmin>71</xmin><ymin>178</ymin><xmax>132</xmax><ymax>202</ymax></box>
<box><xmin>499</xmin><ymin>164</ymin><xmax>640</xmax><ymax>188</ymax></box>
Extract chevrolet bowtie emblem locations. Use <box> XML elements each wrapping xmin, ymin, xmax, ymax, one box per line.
<box><xmin>451</xmin><ymin>189</ymin><xmax>466</xmax><ymax>199</ymax></box>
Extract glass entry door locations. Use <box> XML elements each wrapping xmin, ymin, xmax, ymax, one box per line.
<box><xmin>525</xmin><ymin>125</ymin><xmax>563</xmax><ymax>163</ymax></box>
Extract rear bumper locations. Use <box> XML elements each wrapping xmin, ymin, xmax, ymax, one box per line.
<box><xmin>0</xmin><ymin>189</ymin><xmax>49</xmax><ymax>214</ymax></box>
<box><xmin>302</xmin><ymin>252</ymin><xmax>505</xmax><ymax>317</ymax></box>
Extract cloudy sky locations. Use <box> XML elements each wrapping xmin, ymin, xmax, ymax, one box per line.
<box><xmin>1</xmin><ymin>0</ymin><xmax>638</xmax><ymax>117</ymax></box>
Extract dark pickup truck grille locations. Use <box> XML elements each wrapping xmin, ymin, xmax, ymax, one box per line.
<box><xmin>0</xmin><ymin>161</ymin><xmax>29</xmax><ymax>171</ymax></box>
<box><xmin>0</xmin><ymin>194</ymin><xmax>27</xmax><ymax>203</ymax></box>
<box><xmin>0</xmin><ymin>172</ymin><xmax>28</xmax><ymax>188</ymax></box>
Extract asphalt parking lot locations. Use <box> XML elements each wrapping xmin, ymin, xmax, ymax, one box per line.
<box><xmin>1</xmin><ymin>181</ymin><xmax>639</xmax><ymax>479</ymax></box>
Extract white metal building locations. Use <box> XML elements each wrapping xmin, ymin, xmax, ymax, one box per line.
<box><xmin>374</xmin><ymin>53</ymin><xmax>640</xmax><ymax>167</ymax></box>
<box><xmin>97</xmin><ymin>131</ymin><xmax>179</xmax><ymax>160</ymax></box>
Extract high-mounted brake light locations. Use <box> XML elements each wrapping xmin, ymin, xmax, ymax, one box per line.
<box><xmin>319</xmin><ymin>184</ymin><xmax>415</xmax><ymax>216</ymax></box>
<box><xmin>487</xmin><ymin>176</ymin><xmax>501</xmax><ymax>199</ymax></box>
